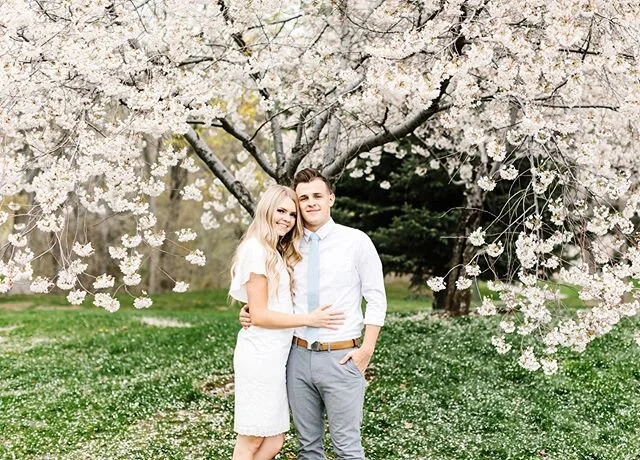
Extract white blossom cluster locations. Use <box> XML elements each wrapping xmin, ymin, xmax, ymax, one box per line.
<box><xmin>407</xmin><ymin>1</ymin><xmax>640</xmax><ymax>372</ymax></box>
<box><xmin>1</xmin><ymin>0</ymin><xmax>640</xmax><ymax>364</ymax></box>
<box><xmin>0</xmin><ymin>0</ymin><xmax>237</xmax><ymax>311</ymax></box>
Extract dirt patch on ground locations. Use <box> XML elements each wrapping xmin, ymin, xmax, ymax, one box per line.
<box><xmin>197</xmin><ymin>373</ymin><xmax>235</xmax><ymax>397</ymax></box>
<box><xmin>0</xmin><ymin>302</ymin><xmax>32</xmax><ymax>311</ymax></box>
<box><xmin>34</xmin><ymin>305</ymin><xmax>82</xmax><ymax>311</ymax></box>
<box><xmin>0</xmin><ymin>302</ymin><xmax>82</xmax><ymax>311</ymax></box>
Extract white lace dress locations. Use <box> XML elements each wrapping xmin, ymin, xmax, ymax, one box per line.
<box><xmin>229</xmin><ymin>237</ymin><xmax>294</xmax><ymax>436</ymax></box>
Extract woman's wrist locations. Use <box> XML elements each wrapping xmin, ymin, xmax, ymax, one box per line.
<box><xmin>302</xmin><ymin>313</ymin><xmax>313</xmax><ymax>327</ymax></box>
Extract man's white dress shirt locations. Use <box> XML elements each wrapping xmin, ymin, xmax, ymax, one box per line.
<box><xmin>293</xmin><ymin>218</ymin><xmax>387</xmax><ymax>342</ymax></box>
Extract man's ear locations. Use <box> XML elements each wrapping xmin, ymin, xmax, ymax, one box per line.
<box><xmin>329</xmin><ymin>193</ymin><xmax>335</xmax><ymax>207</ymax></box>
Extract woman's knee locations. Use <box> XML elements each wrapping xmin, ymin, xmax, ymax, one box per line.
<box><xmin>255</xmin><ymin>434</ymin><xmax>284</xmax><ymax>459</ymax></box>
<box><xmin>271</xmin><ymin>434</ymin><xmax>285</xmax><ymax>451</ymax></box>
<box><xmin>235</xmin><ymin>434</ymin><xmax>264</xmax><ymax>453</ymax></box>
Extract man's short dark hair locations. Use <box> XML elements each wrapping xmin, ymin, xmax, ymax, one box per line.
<box><xmin>293</xmin><ymin>168</ymin><xmax>334</xmax><ymax>193</ymax></box>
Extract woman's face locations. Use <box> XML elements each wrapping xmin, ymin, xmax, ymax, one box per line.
<box><xmin>272</xmin><ymin>196</ymin><xmax>298</xmax><ymax>237</ymax></box>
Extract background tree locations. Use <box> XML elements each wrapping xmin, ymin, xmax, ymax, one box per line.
<box><xmin>333</xmin><ymin>149</ymin><xmax>464</xmax><ymax>302</ymax></box>
<box><xmin>334</xmin><ymin>144</ymin><xmax>533</xmax><ymax>315</ymax></box>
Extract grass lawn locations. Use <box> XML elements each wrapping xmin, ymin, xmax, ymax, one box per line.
<box><xmin>1</xmin><ymin>284</ymin><xmax>640</xmax><ymax>459</ymax></box>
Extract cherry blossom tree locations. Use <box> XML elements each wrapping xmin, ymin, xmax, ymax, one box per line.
<box><xmin>2</xmin><ymin>0</ymin><xmax>640</xmax><ymax>372</ymax></box>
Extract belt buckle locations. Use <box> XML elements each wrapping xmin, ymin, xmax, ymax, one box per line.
<box><xmin>308</xmin><ymin>341</ymin><xmax>322</xmax><ymax>352</ymax></box>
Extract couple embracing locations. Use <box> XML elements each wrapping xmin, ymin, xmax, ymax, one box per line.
<box><xmin>229</xmin><ymin>168</ymin><xmax>387</xmax><ymax>459</ymax></box>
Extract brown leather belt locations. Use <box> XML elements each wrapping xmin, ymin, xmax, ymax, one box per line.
<box><xmin>292</xmin><ymin>336</ymin><xmax>361</xmax><ymax>352</ymax></box>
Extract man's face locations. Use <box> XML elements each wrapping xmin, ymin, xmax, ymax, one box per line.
<box><xmin>295</xmin><ymin>178</ymin><xmax>335</xmax><ymax>231</ymax></box>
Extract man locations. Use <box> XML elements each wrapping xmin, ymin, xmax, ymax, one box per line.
<box><xmin>241</xmin><ymin>168</ymin><xmax>387</xmax><ymax>459</ymax></box>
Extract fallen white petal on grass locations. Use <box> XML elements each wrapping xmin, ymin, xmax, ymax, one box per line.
<box><xmin>67</xmin><ymin>408</ymin><xmax>229</xmax><ymax>459</ymax></box>
<box><xmin>0</xmin><ymin>336</ymin><xmax>58</xmax><ymax>353</ymax></box>
<box><xmin>139</xmin><ymin>316</ymin><xmax>193</xmax><ymax>328</ymax></box>
<box><xmin>0</xmin><ymin>325</ymin><xmax>22</xmax><ymax>333</ymax></box>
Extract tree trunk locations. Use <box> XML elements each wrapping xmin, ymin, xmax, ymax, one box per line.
<box><xmin>142</xmin><ymin>135</ymin><xmax>161</xmax><ymax>293</ymax></box>
<box><xmin>158</xmin><ymin>163</ymin><xmax>188</xmax><ymax>290</ymax></box>
<box><xmin>433</xmin><ymin>186</ymin><xmax>483</xmax><ymax>315</ymax></box>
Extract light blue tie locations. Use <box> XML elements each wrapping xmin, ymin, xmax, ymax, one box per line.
<box><xmin>306</xmin><ymin>232</ymin><xmax>320</xmax><ymax>344</ymax></box>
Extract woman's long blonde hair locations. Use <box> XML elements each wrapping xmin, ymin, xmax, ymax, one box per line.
<box><xmin>231</xmin><ymin>185</ymin><xmax>303</xmax><ymax>296</ymax></box>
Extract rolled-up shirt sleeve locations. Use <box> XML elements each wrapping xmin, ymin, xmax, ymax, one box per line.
<box><xmin>357</xmin><ymin>234</ymin><xmax>387</xmax><ymax>326</ymax></box>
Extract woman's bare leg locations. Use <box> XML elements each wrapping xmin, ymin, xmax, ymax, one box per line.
<box><xmin>233</xmin><ymin>434</ymin><xmax>264</xmax><ymax>460</ymax></box>
<box><xmin>254</xmin><ymin>434</ymin><xmax>285</xmax><ymax>460</ymax></box>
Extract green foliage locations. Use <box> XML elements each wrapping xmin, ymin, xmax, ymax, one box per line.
<box><xmin>333</xmin><ymin>150</ymin><xmax>465</xmax><ymax>286</ymax></box>
<box><xmin>1</xmin><ymin>290</ymin><xmax>639</xmax><ymax>459</ymax></box>
<box><xmin>333</xmin><ymin>149</ymin><xmax>542</xmax><ymax>290</ymax></box>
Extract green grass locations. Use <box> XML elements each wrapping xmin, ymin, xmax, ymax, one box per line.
<box><xmin>1</xmin><ymin>286</ymin><xmax>640</xmax><ymax>459</ymax></box>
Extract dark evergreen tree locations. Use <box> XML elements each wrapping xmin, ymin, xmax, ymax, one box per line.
<box><xmin>333</xmin><ymin>147</ymin><xmax>528</xmax><ymax>313</ymax></box>
<box><xmin>333</xmin><ymin>150</ymin><xmax>464</xmax><ymax>288</ymax></box>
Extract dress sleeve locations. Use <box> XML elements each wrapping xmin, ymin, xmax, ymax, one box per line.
<box><xmin>229</xmin><ymin>238</ymin><xmax>267</xmax><ymax>303</ymax></box>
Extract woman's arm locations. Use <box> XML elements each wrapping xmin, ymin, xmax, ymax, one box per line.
<box><xmin>246</xmin><ymin>273</ymin><xmax>343</xmax><ymax>329</ymax></box>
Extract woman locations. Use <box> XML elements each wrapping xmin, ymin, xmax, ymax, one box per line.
<box><xmin>229</xmin><ymin>185</ymin><xmax>343</xmax><ymax>460</ymax></box>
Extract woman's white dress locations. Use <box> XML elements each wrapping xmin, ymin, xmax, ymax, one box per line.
<box><xmin>229</xmin><ymin>237</ymin><xmax>294</xmax><ymax>436</ymax></box>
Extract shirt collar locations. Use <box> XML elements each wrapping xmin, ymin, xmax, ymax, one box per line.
<box><xmin>304</xmin><ymin>218</ymin><xmax>335</xmax><ymax>241</ymax></box>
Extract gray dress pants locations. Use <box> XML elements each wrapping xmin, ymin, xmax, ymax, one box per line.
<box><xmin>286</xmin><ymin>344</ymin><xmax>366</xmax><ymax>460</ymax></box>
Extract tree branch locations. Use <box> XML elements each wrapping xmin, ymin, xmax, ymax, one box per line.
<box><xmin>218</xmin><ymin>0</ymin><xmax>285</xmax><ymax>180</ymax></box>
<box><xmin>322</xmin><ymin>114</ymin><xmax>342</xmax><ymax>170</ymax></box>
<box><xmin>268</xmin><ymin>111</ymin><xmax>286</xmax><ymax>180</ymax></box>
<box><xmin>284</xmin><ymin>76</ymin><xmax>365</xmax><ymax>180</ymax></box>
<box><xmin>559</xmin><ymin>48</ymin><xmax>635</xmax><ymax>60</ymax></box>
<box><xmin>323</xmin><ymin>79</ymin><xmax>451</xmax><ymax>181</ymax></box>
<box><xmin>539</xmin><ymin>103</ymin><xmax>619</xmax><ymax>111</ymax></box>
<box><xmin>184</xmin><ymin>127</ymin><xmax>256</xmax><ymax>216</ymax></box>
<box><xmin>218</xmin><ymin>118</ymin><xmax>276</xmax><ymax>179</ymax></box>
<box><xmin>534</xmin><ymin>80</ymin><xmax>567</xmax><ymax>102</ymax></box>
<box><xmin>286</xmin><ymin>109</ymin><xmax>332</xmax><ymax>181</ymax></box>
<box><xmin>299</xmin><ymin>23</ymin><xmax>330</xmax><ymax>58</ymax></box>
<box><xmin>178</xmin><ymin>56</ymin><xmax>217</xmax><ymax>67</ymax></box>
<box><xmin>293</xmin><ymin>109</ymin><xmax>311</xmax><ymax>153</ymax></box>
<box><xmin>246</xmin><ymin>14</ymin><xmax>303</xmax><ymax>31</ymax></box>
<box><xmin>218</xmin><ymin>0</ymin><xmax>271</xmax><ymax>101</ymax></box>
